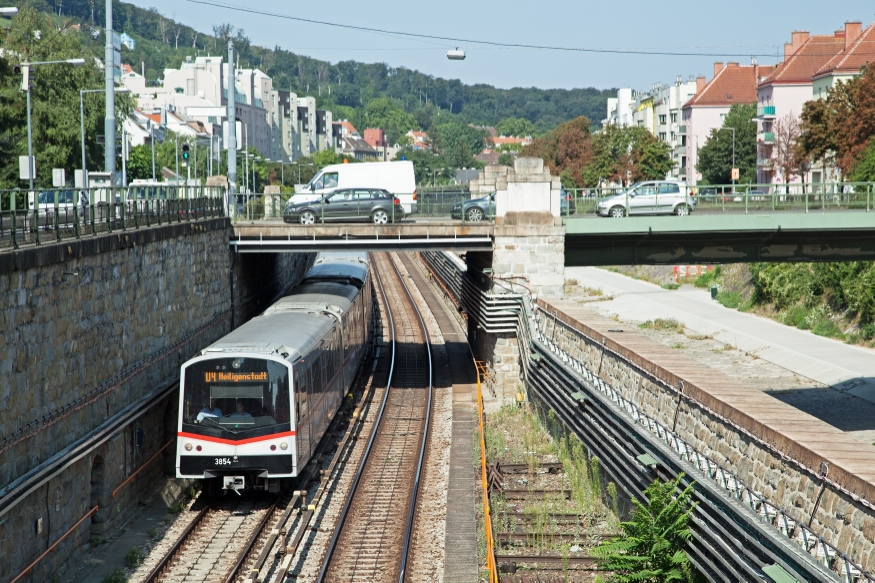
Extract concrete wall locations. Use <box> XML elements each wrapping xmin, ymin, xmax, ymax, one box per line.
<box><xmin>539</xmin><ymin>305</ymin><xmax>875</xmax><ymax>572</ymax></box>
<box><xmin>0</xmin><ymin>220</ymin><xmax>312</xmax><ymax>581</ymax></box>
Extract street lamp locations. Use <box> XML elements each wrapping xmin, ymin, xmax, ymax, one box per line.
<box><xmin>22</xmin><ymin>59</ymin><xmax>85</xmax><ymax>190</ymax></box>
<box><xmin>80</xmin><ymin>87</ymin><xmax>129</xmax><ymax>188</ymax></box>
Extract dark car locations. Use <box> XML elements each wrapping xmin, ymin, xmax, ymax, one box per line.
<box><xmin>451</xmin><ymin>189</ymin><xmax>575</xmax><ymax>221</ymax></box>
<box><xmin>283</xmin><ymin>188</ymin><xmax>405</xmax><ymax>224</ymax></box>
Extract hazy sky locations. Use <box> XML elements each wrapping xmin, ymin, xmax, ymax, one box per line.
<box><xmin>132</xmin><ymin>0</ymin><xmax>874</xmax><ymax>91</ymax></box>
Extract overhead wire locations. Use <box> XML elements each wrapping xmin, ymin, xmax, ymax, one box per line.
<box><xmin>186</xmin><ymin>0</ymin><xmax>875</xmax><ymax>59</ymax></box>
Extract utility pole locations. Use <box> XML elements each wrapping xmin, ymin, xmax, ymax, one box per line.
<box><xmin>226</xmin><ymin>41</ymin><xmax>237</xmax><ymax>195</ymax></box>
<box><xmin>150</xmin><ymin>125</ymin><xmax>156</xmax><ymax>180</ymax></box>
<box><xmin>104</xmin><ymin>0</ymin><xmax>115</xmax><ymax>182</ymax></box>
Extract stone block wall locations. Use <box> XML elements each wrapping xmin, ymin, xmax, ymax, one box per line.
<box><xmin>537</xmin><ymin>302</ymin><xmax>875</xmax><ymax>573</ymax></box>
<box><xmin>491</xmin><ymin>224</ymin><xmax>565</xmax><ymax>297</ymax></box>
<box><xmin>0</xmin><ymin>219</ymin><xmax>313</xmax><ymax>581</ymax></box>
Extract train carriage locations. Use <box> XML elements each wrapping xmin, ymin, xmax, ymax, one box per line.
<box><xmin>176</xmin><ymin>253</ymin><xmax>372</xmax><ymax>493</ymax></box>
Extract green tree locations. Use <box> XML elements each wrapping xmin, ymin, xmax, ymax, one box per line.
<box><xmin>796</xmin><ymin>98</ymin><xmax>836</xmax><ymax>180</ymax></box>
<box><xmin>696</xmin><ymin>103</ymin><xmax>757</xmax><ymax>184</ymax></box>
<box><xmin>594</xmin><ymin>474</ymin><xmax>697</xmax><ymax>583</ymax></box>
<box><xmin>432</xmin><ymin>121</ymin><xmax>485</xmax><ymax>159</ymax></box>
<box><xmin>849</xmin><ymin>140</ymin><xmax>875</xmax><ymax>182</ymax></box>
<box><xmin>0</xmin><ymin>5</ymin><xmax>133</xmax><ymax>188</ymax></box>
<box><xmin>831</xmin><ymin>65</ymin><xmax>875</xmax><ymax>175</ymax></box>
<box><xmin>496</xmin><ymin>117</ymin><xmax>535</xmax><ymax>137</ymax></box>
<box><xmin>313</xmin><ymin>149</ymin><xmax>345</xmax><ymax>167</ymax></box>
<box><xmin>362</xmin><ymin>97</ymin><xmax>419</xmax><ymax>144</ymax></box>
<box><xmin>497</xmin><ymin>152</ymin><xmax>514</xmax><ymax>166</ymax></box>
<box><xmin>392</xmin><ymin>146</ymin><xmax>451</xmax><ymax>185</ymax></box>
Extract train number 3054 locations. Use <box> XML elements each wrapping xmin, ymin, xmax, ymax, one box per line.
<box><xmin>215</xmin><ymin>458</ymin><xmax>233</xmax><ymax>466</ymax></box>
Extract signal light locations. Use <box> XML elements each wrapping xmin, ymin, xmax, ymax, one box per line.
<box><xmin>182</xmin><ymin>144</ymin><xmax>190</xmax><ymax>160</ymax></box>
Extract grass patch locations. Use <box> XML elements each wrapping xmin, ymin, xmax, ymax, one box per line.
<box><xmin>101</xmin><ymin>569</ymin><xmax>128</xmax><ymax>583</ymax></box>
<box><xmin>812</xmin><ymin>319</ymin><xmax>845</xmax><ymax>340</ymax></box>
<box><xmin>670</xmin><ymin>342</ymin><xmax>685</xmax><ymax>349</ymax></box>
<box><xmin>693</xmin><ymin>266</ymin><xmax>722</xmax><ymax>288</ymax></box>
<box><xmin>147</xmin><ymin>527</ymin><xmax>160</xmax><ymax>541</ymax></box>
<box><xmin>661</xmin><ymin>283</ymin><xmax>680</xmax><ymax>290</ymax></box>
<box><xmin>716</xmin><ymin>291</ymin><xmax>751</xmax><ymax>310</ymax></box>
<box><xmin>124</xmin><ymin>546</ymin><xmax>142</xmax><ymax>569</ymax></box>
<box><xmin>166</xmin><ymin>501</ymin><xmax>186</xmax><ymax>515</ymax></box>
<box><xmin>639</xmin><ymin>318</ymin><xmax>684</xmax><ymax>333</ymax></box>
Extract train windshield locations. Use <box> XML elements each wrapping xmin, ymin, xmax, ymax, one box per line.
<box><xmin>181</xmin><ymin>357</ymin><xmax>291</xmax><ymax>440</ymax></box>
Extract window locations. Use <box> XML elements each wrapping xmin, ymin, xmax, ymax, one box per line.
<box><xmin>354</xmin><ymin>190</ymin><xmax>373</xmax><ymax>201</ymax></box>
<box><xmin>720</xmin><ymin>113</ymin><xmax>727</xmax><ymax>123</ymax></box>
<box><xmin>659</xmin><ymin>132</ymin><xmax>667</xmax><ymax>141</ymax></box>
<box><xmin>671</xmin><ymin>113</ymin><xmax>678</xmax><ymax>123</ymax></box>
<box><xmin>659</xmin><ymin>115</ymin><xmax>667</xmax><ymax>124</ymax></box>
<box><xmin>658</xmin><ymin>183</ymin><xmax>680</xmax><ymax>194</ymax></box>
<box><xmin>670</xmin><ymin>132</ymin><xmax>676</xmax><ymax>141</ymax></box>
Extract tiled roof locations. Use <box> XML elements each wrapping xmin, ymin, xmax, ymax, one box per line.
<box><xmin>761</xmin><ymin>35</ymin><xmax>845</xmax><ymax>85</ymax></box>
<box><xmin>683</xmin><ymin>64</ymin><xmax>777</xmax><ymax>108</ymax></box>
<box><xmin>814</xmin><ymin>22</ymin><xmax>875</xmax><ymax>78</ymax></box>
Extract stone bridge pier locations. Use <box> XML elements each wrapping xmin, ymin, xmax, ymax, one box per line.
<box><xmin>465</xmin><ymin>158</ymin><xmax>565</xmax><ymax>404</ymax></box>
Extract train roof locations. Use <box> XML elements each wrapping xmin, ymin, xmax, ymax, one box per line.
<box><xmin>200</xmin><ymin>281</ymin><xmax>361</xmax><ymax>362</ymax></box>
<box><xmin>302</xmin><ymin>253</ymin><xmax>369</xmax><ymax>288</ymax></box>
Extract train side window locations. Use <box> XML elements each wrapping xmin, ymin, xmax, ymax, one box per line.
<box><xmin>296</xmin><ymin>365</ymin><xmax>309</xmax><ymax>422</ymax></box>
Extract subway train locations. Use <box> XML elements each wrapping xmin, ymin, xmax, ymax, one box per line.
<box><xmin>175</xmin><ymin>252</ymin><xmax>373</xmax><ymax>493</ymax></box>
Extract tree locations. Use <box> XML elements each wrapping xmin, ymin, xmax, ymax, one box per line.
<box><xmin>772</xmin><ymin>113</ymin><xmax>802</xmax><ymax>186</ymax></box>
<box><xmin>432</xmin><ymin>121</ymin><xmax>485</xmax><ymax>158</ymax></box>
<box><xmin>522</xmin><ymin>116</ymin><xmax>592</xmax><ymax>187</ymax></box>
<box><xmin>848</xmin><ymin>141</ymin><xmax>875</xmax><ymax>182</ymax></box>
<box><xmin>796</xmin><ymin>98</ymin><xmax>835</xmax><ymax>180</ymax></box>
<box><xmin>0</xmin><ymin>5</ymin><xmax>132</xmax><ymax>189</ymax></box>
<box><xmin>594</xmin><ymin>474</ymin><xmax>697</xmax><ymax>583</ymax></box>
<box><xmin>362</xmin><ymin>98</ymin><xmax>419</xmax><ymax>144</ymax></box>
<box><xmin>696</xmin><ymin>103</ymin><xmax>757</xmax><ymax>184</ymax></box>
<box><xmin>498</xmin><ymin>152</ymin><xmax>514</xmax><ymax>166</ymax></box>
<box><xmin>496</xmin><ymin>117</ymin><xmax>535</xmax><ymax>137</ymax></box>
<box><xmin>831</xmin><ymin>65</ymin><xmax>875</xmax><ymax>175</ymax></box>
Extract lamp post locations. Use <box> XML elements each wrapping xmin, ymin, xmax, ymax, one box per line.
<box><xmin>721</xmin><ymin>127</ymin><xmax>736</xmax><ymax>189</ymax></box>
<box><xmin>22</xmin><ymin>58</ymin><xmax>85</xmax><ymax>190</ymax></box>
<box><xmin>80</xmin><ymin>87</ymin><xmax>129</xmax><ymax>188</ymax></box>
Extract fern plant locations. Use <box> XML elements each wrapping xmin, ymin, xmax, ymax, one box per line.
<box><xmin>593</xmin><ymin>474</ymin><xmax>697</xmax><ymax>582</ymax></box>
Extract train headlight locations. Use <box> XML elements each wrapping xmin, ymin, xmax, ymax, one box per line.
<box><xmin>280</xmin><ymin>442</ymin><xmax>288</xmax><ymax>450</ymax></box>
<box><xmin>184</xmin><ymin>443</ymin><xmax>193</xmax><ymax>451</ymax></box>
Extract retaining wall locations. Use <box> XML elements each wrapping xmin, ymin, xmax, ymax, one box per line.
<box><xmin>0</xmin><ymin>219</ymin><xmax>312</xmax><ymax>581</ymax></box>
<box><xmin>538</xmin><ymin>298</ymin><xmax>875</xmax><ymax>572</ymax></box>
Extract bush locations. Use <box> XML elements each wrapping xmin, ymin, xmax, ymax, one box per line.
<box><xmin>101</xmin><ymin>569</ymin><xmax>128</xmax><ymax>583</ymax></box>
<box><xmin>716</xmin><ymin>291</ymin><xmax>744</xmax><ymax>310</ymax></box>
<box><xmin>692</xmin><ymin>266</ymin><xmax>722</xmax><ymax>288</ymax></box>
<box><xmin>124</xmin><ymin>546</ymin><xmax>142</xmax><ymax>569</ymax></box>
<box><xmin>812</xmin><ymin>319</ymin><xmax>844</xmax><ymax>339</ymax></box>
<box><xmin>639</xmin><ymin>318</ymin><xmax>684</xmax><ymax>332</ymax></box>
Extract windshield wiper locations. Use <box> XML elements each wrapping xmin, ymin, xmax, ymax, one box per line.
<box><xmin>201</xmin><ymin>415</ymin><xmax>239</xmax><ymax>435</ymax></box>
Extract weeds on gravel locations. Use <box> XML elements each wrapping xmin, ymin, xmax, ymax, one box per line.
<box><xmin>101</xmin><ymin>569</ymin><xmax>128</xmax><ymax>583</ymax></box>
<box><xmin>147</xmin><ymin>527</ymin><xmax>160</xmax><ymax>541</ymax></box>
<box><xmin>124</xmin><ymin>546</ymin><xmax>142</xmax><ymax>569</ymax></box>
<box><xmin>661</xmin><ymin>283</ymin><xmax>680</xmax><ymax>290</ymax></box>
<box><xmin>639</xmin><ymin>318</ymin><xmax>684</xmax><ymax>333</ymax></box>
<box><xmin>166</xmin><ymin>501</ymin><xmax>185</xmax><ymax>514</ymax></box>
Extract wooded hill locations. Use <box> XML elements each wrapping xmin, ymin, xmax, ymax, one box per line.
<box><xmin>17</xmin><ymin>0</ymin><xmax>613</xmax><ymax>133</ymax></box>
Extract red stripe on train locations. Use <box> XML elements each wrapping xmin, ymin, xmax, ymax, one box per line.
<box><xmin>177</xmin><ymin>430</ymin><xmax>295</xmax><ymax>445</ymax></box>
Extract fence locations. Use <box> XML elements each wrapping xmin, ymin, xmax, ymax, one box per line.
<box><xmin>563</xmin><ymin>182</ymin><xmax>875</xmax><ymax>216</ymax></box>
<box><xmin>0</xmin><ymin>186</ymin><xmax>226</xmax><ymax>251</ymax></box>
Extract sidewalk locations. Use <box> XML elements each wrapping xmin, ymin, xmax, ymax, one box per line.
<box><xmin>564</xmin><ymin>266</ymin><xmax>875</xmax><ymax>404</ymax></box>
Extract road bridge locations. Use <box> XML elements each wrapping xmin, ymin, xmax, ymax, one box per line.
<box><xmin>229</xmin><ymin>211</ymin><xmax>875</xmax><ymax>264</ymax></box>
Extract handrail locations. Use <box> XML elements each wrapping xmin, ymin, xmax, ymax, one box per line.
<box><xmin>476</xmin><ymin>358</ymin><xmax>499</xmax><ymax>583</ymax></box>
<box><xmin>111</xmin><ymin>439</ymin><xmax>174</xmax><ymax>498</ymax></box>
<box><xmin>11</xmin><ymin>505</ymin><xmax>99</xmax><ymax>583</ymax></box>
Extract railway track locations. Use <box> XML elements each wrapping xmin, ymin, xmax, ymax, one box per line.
<box><xmin>317</xmin><ymin>252</ymin><xmax>434</xmax><ymax>583</ymax></box>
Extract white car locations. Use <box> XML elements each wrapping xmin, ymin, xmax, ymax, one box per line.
<box><xmin>596</xmin><ymin>181</ymin><xmax>696</xmax><ymax>217</ymax></box>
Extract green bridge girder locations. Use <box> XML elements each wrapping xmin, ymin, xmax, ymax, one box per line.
<box><xmin>563</xmin><ymin>212</ymin><xmax>875</xmax><ymax>265</ymax></box>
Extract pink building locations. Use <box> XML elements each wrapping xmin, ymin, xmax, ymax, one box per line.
<box><xmin>756</xmin><ymin>30</ymin><xmax>846</xmax><ymax>184</ymax></box>
<box><xmin>681</xmin><ymin>62</ymin><xmax>776</xmax><ymax>185</ymax></box>
<box><xmin>363</xmin><ymin>128</ymin><xmax>387</xmax><ymax>149</ymax></box>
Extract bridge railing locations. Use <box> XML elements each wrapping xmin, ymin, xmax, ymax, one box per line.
<box><xmin>562</xmin><ymin>182</ymin><xmax>875</xmax><ymax>216</ymax></box>
<box><xmin>0</xmin><ymin>186</ymin><xmax>226</xmax><ymax>251</ymax></box>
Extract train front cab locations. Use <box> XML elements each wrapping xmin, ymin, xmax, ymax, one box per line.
<box><xmin>176</xmin><ymin>354</ymin><xmax>295</xmax><ymax>494</ymax></box>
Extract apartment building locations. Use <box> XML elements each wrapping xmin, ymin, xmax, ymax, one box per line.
<box><xmin>681</xmin><ymin>61</ymin><xmax>776</xmax><ymax>185</ymax></box>
<box><xmin>272</xmin><ymin>91</ymin><xmax>335</xmax><ymax>162</ymax></box>
<box><xmin>755</xmin><ymin>29</ymin><xmax>847</xmax><ymax>184</ymax></box>
<box><xmin>603</xmin><ymin>79</ymin><xmax>698</xmax><ymax>179</ymax></box>
<box><xmin>812</xmin><ymin>21</ymin><xmax>873</xmax><ymax>99</ymax></box>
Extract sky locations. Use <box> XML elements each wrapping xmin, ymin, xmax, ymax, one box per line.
<box><xmin>132</xmin><ymin>0</ymin><xmax>874</xmax><ymax>91</ymax></box>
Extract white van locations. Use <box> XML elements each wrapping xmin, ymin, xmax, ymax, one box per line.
<box><xmin>295</xmin><ymin>161</ymin><xmax>418</xmax><ymax>214</ymax></box>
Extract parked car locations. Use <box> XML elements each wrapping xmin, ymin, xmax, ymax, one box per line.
<box><xmin>296</xmin><ymin>161</ymin><xmax>418</xmax><ymax>214</ymax></box>
<box><xmin>451</xmin><ymin>192</ymin><xmax>494</xmax><ymax>221</ymax></box>
<box><xmin>30</xmin><ymin>189</ymin><xmax>81</xmax><ymax>227</ymax></box>
<box><xmin>595</xmin><ymin>181</ymin><xmax>696</xmax><ymax>217</ymax></box>
<box><xmin>451</xmin><ymin>189</ymin><xmax>574</xmax><ymax>221</ymax></box>
<box><xmin>283</xmin><ymin>188</ymin><xmax>404</xmax><ymax>224</ymax></box>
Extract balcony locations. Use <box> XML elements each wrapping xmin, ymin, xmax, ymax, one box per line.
<box><xmin>678</xmin><ymin>167</ymin><xmax>687</xmax><ymax>177</ymax></box>
<box><xmin>756</xmin><ymin>158</ymin><xmax>774</xmax><ymax>169</ymax></box>
<box><xmin>757</xmin><ymin>105</ymin><xmax>776</xmax><ymax>119</ymax></box>
<box><xmin>676</xmin><ymin>146</ymin><xmax>686</xmax><ymax>156</ymax></box>
<box><xmin>678</xmin><ymin>125</ymin><xmax>687</xmax><ymax>134</ymax></box>
<box><xmin>758</xmin><ymin>132</ymin><xmax>775</xmax><ymax>144</ymax></box>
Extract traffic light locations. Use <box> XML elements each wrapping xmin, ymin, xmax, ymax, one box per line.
<box><xmin>13</xmin><ymin>64</ymin><xmax>29</xmax><ymax>92</ymax></box>
<box><xmin>181</xmin><ymin>143</ymin><xmax>190</xmax><ymax>167</ymax></box>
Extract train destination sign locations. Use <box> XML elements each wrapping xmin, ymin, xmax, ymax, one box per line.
<box><xmin>204</xmin><ymin>371</ymin><xmax>268</xmax><ymax>383</ymax></box>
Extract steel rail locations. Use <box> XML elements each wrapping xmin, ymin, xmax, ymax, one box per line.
<box><xmin>316</xmin><ymin>252</ymin><xmax>433</xmax><ymax>583</ymax></box>
<box><xmin>315</xmin><ymin>253</ymin><xmax>399</xmax><ymax>583</ymax></box>
<box><xmin>388</xmin><ymin>252</ymin><xmax>434</xmax><ymax>583</ymax></box>
<box><xmin>224</xmin><ymin>495</ymin><xmax>281</xmax><ymax>583</ymax></box>
<box><xmin>143</xmin><ymin>504</ymin><xmax>211</xmax><ymax>583</ymax></box>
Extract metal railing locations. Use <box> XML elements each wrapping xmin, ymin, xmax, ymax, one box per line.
<box><xmin>562</xmin><ymin>181</ymin><xmax>875</xmax><ymax>216</ymax></box>
<box><xmin>0</xmin><ymin>186</ymin><xmax>226</xmax><ymax>251</ymax></box>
